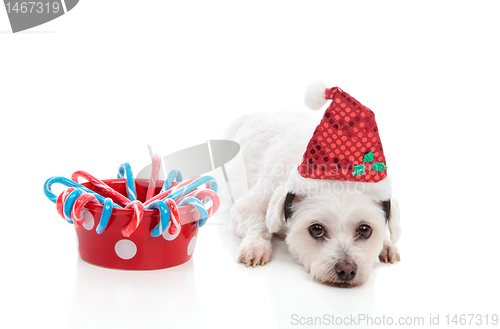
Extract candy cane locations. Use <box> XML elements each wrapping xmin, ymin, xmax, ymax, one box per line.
<box><xmin>121</xmin><ymin>200</ymin><xmax>145</xmax><ymax>237</ymax></box>
<box><xmin>177</xmin><ymin>197</ymin><xmax>208</xmax><ymax>228</ymax></box>
<box><xmin>44</xmin><ymin>176</ymin><xmax>122</xmax><ymax>208</ymax></box>
<box><xmin>144</xmin><ymin>176</ymin><xmax>198</xmax><ymax>206</ymax></box>
<box><xmin>145</xmin><ymin>175</ymin><xmax>218</xmax><ymax>207</ymax></box>
<box><xmin>169</xmin><ymin>175</ymin><xmax>218</xmax><ymax>201</ymax></box>
<box><xmin>146</xmin><ymin>200</ymin><xmax>171</xmax><ymax>237</ymax></box>
<box><xmin>71</xmin><ymin>170</ymin><xmax>131</xmax><ymax>206</ymax></box>
<box><xmin>56</xmin><ymin>187</ymin><xmax>76</xmax><ymax>223</ymax></box>
<box><xmin>56</xmin><ymin>186</ymin><xmax>114</xmax><ymax>230</ymax></box>
<box><xmin>176</xmin><ymin>188</ymin><xmax>220</xmax><ymax>218</ymax></box>
<box><xmin>161</xmin><ymin>169</ymin><xmax>183</xmax><ymax>193</ymax></box>
<box><xmin>45</xmin><ymin>162</ymin><xmax>221</xmax><ymax>239</ymax></box>
<box><xmin>63</xmin><ymin>189</ymin><xmax>84</xmax><ymax>223</ymax></box>
<box><xmin>117</xmin><ymin>163</ymin><xmax>137</xmax><ymax>201</ymax></box>
<box><xmin>95</xmin><ymin>198</ymin><xmax>113</xmax><ymax>234</ymax></box>
<box><xmin>71</xmin><ymin>193</ymin><xmax>99</xmax><ymax>227</ymax></box>
<box><xmin>115</xmin><ymin>158</ymin><xmax>163</xmax><ymax>236</ymax></box>
<box><xmin>146</xmin><ymin>154</ymin><xmax>162</xmax><ymax>201</ymax></box>
<box><xmin>165</xmin><ymin>198</ymin><xmax>180</xmax><ymax>235</ymax></box>
<box><xmin>168</xmin><ymin>175</ymin><xmax>218</xmax><ymax>201</ymax></box>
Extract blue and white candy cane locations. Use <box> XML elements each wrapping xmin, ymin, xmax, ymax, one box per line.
<box><xmin>161</xmin><ymin>169</ymin><xmax>183</xmax><ymax>193</ymax></box>
<box><xmin>63</xmin><ymin>189</ymin><xmax>84</xmax><ymax>223</ymax></box>
<box><xmin>117</xmin><ymin>163</ymin><xmax>137</xmax><ymax>201</ymax></box>
<box><xmin>168</xmin><ymin>175</ymin><xmax>218</xmax><ymax>202</ymax></box>
<box><xmin>146</xmin><ymin>200</ymin><xmax>171</xmax><ymax>237</ymax></box>
<box><xmin>177</xmin><ymin>197</ymin><xmax>209</xmax><ymax>228</ymax></box>
<box><xmin>44</xmin><ymin>176</ymin><xmax>122</xmax><ymax>208</ymax></box>
<box><xmin>95</xmin><ymin>198</ymin><xmax>114</xmax><ymax>234</ymax></box>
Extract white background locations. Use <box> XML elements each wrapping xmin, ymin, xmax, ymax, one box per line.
<box><xmin>1</xmin><ymin>1</ymin><xmax>499</xmax><ymax>328</ymax></box>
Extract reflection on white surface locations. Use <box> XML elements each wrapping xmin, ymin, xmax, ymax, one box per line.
<box><xmin>5</xmin><ymin>194</ymin><xmax>500</xmax><ymax>329</ymax></box>
<box><xmin>69</xmin><ymin>255</ymin><xmax>198</xmax><ymax>328</ymax></box>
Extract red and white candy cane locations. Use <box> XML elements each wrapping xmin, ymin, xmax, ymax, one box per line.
<box><xmin>145</xmin><ymin>154</ymin><xmax>161</xmax><ymax>201</ymax></box>
<box><xmin>121</xmin><ymin>200</ymin><xmax>145</xmax><ymax>237</ymax></box>
<box><xmin>162</xmin><ymin>198</ymin><xmax>181</xmax><ymax>240</ymax></box>
<box><xmin>71</xmin><ymin>193</ymin><xmax>99</xmax><ymax>227</ymax></box>
<box><xmin>71</xmin><ymin>170</ymin><xmax>132</xmax><ymax>206</ymax></box>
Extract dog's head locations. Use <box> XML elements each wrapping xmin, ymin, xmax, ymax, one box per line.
<box><xmin>266</xmin><ymin>180</ymin><xmax>400</xmax><ymax>288</ymax></box>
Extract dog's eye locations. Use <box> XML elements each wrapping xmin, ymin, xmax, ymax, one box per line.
<box><xmin>357</xmin><ymin>224</ymin><xmax>372</xmax><ymax>239</ymax></box>
<box><xmin>308</xmin><ymin>224</ymin><xmax>325</xmax><ymax>238</ymax></box>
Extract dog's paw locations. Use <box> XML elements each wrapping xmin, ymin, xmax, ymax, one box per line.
<box><xmin>237</xmin><ymin>237</ymin><xmax>272</xmax><ymax>267</ymax></box>
<box><xmin>379</xmin><ymin>239</ymin><xmax>400</xmax><ymax>264</ymax></box>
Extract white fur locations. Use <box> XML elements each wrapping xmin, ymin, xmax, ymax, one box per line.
<box><xmin>388</xmin><ymin>199</ymin><xmax>402</xmax><ymax>244</ymax></box>
<box><xmin>223</xmin><ymin>111</ymin><xmax>401</xmax><ymax>287</ymax></box>
<box><xmin>304</xmin><ymin>81</ymin><xmax>328</xmax><ymax>110</ymax></box>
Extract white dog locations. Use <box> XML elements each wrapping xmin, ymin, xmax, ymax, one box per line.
<box><xmin>223</xmin><ymin>86</ymin><xmax>401</xmax><ymax>288</ymax></box>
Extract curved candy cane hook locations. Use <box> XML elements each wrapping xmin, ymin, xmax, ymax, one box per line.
<box><xmin>71</xmin><ymin>193</ymin><xmax>99</xmax><ymax>227</ymax></box>
<box><xmin>146</xmin><ymin>200</ymin><xmax>171</xmax><ymax>237</ymax></box>
<box><xmin>44</xmin><ymin>176</ymin><xmax>122</xmax><ymax>208</ymax></box>
<box><xmin>117</xmin><ymin>163</ymin><xmax>137</xmax><ymax>201</ymax></box>
<box><xmin>162</xmin><ymin>198</ymin><xmax>181</xmax><ymax>240</ymax></box>
<box><xmin>56</xmin><ymin>187</ymin><xmax>113</xmax><ymax>230</ymax></box>
<box><xmin>121</xmin><ymin>200</ymin><xmax>145</xmax><ymax>237</ymax></box>
<box><xmin>72</xmin><ymin>170</ymin><xmax>131</xmax><ymax>206</ymax></box>
<box><xmin>45</xmin><ymin>159</ymin><xmax>220</xmax><ymax>240</ymax></box>
<box><xmin>161</xmin><ymin>169</ymin><xmax>183</xmax><ymax>193</ymax></box>
<box><xmin>168</xmin><ymin>175</ymin><xmax>218</xmax><ymax>202</ymax></box>
<box><xmin>96</xmin><ymin>198</ymin><xmax>113</xmax><ymax>234</ymax></box>
<box><xmin>177</xmin><ymin>197</ymin><xmax>209</xmax><ymax>228</ymax></box>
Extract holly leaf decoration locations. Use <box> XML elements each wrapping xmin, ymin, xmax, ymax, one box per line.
<box><xmin>363</xmin><ymin>151</ymin><xmax>374</xmax><ymax>162</ymax></box>
<box><xmin>353</xmin><ymin>164</ymin><xmax>366</xmax><ymax>176</ymax></box>
<box><xmin>372</xmin><ymin>162</ymin><xmax>387</xmax><ymax>172</ymax></box>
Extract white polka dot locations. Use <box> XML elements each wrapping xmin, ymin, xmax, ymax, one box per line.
<box><xmin>81</xmin><ymin>209</ymin><xmax>94</xmax><ymax>231</ymax></box>
<box><xmin>163</xmin><ymin>224</ymin><xmax>181</xmax><ymax>241</ymax></box>
<box><xmin>187</xmin><ymin>236</ymin><xmax>197</xmax><ymax>256</ymax></box>
<box><xmin>115</xmin><ymin>239</ymin><xmax>137</xmax><ymax>260</ymax></box>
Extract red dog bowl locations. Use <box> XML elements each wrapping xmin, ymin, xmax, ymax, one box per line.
<box><xmin>75</xmin><ymin>178</ymin><xmax>202</xmax><ymax>270</ymax></box>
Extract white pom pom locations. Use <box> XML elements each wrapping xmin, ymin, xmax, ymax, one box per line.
<box><xmin>304</xmin><ymin>81</ymin><xmax>328</xmax><ymax>111</ymax></box>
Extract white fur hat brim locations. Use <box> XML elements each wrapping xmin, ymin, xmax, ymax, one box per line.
<box><xmin>286</xmin><ymin>169</ymin><xmax>392</xmax><ymax>201</ymax></box>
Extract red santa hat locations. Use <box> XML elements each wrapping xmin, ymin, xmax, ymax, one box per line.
<box><xmin>285</xmin><ymin>82</ymin><xmax>392</xmax><ymax>219</ymax></box>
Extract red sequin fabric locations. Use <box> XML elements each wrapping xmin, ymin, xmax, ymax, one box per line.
<box><xmin>298</xmin><ymin>87</ymin><xmax>387</xmax><ymax>182</ymax></box>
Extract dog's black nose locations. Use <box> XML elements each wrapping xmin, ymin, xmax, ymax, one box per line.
<box><xmin>335</xmin><ymin>261</ymin><xmax>357</xmax><ymax>281</ymax></box>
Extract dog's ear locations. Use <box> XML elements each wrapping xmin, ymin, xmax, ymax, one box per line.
<box><xmin>387</xmin><ymin>199</ymin><xmax>401</xmax><ymax>244</ymax></box>
<box><xmin>266</xmin><ymin>185</ymin><xmax>289</xmax><ymax>233</ymax></box>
